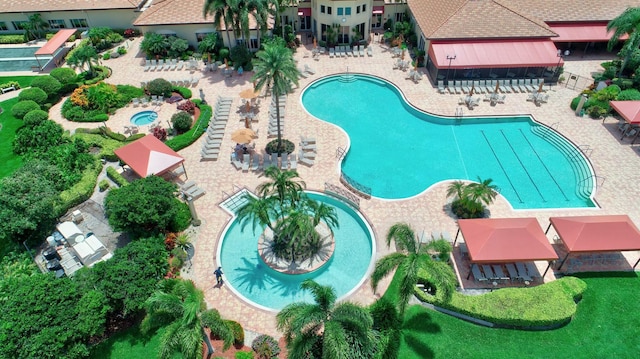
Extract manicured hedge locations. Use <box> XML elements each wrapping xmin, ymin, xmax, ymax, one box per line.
<box><xmin>11</xmin><ymin>100</ymin><xmax>40</xmax><ymax>119</ymax></box>
<box><xmin>415</xmin><ymin>271</ymin><xmax>586</xmax><ymax>328</ymax></box>
<box><xmin>165</xmin><ymin>101</ymin><xmax>210</xmax><ymax>151</ymax></box>
<box><xmin>56</xmin><ymin>159</ymin><xmax>102</xmax><ymax>215</ymax></box>
<box><xmin>106</xmin><ymin>166</ymin><xmax>129</xmax><ymax>187</ymax></box>
<box><xmin>0</xmin><ymin>35</ymin><xmax>25</xmax><ymax>44</ymax></box>
<box><xmin>172</xmin><ymin>86</ymin><xmax>192</xmax><ymax>99</ymax></box>
<box><xmin>73</xmin><ymin>133</ymin><xmax>124</xmax><ymax>161</ymax></box>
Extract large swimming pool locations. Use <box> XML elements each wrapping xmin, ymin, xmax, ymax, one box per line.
<box><xmin>218</xmin><ymin>192</ymin><xmax>375</xmax><ymax>311</ymax></box>
<box><xmin>301</xmin><ymin>74</ymin><xmax>595</xmax><ymax>209</ymax></box>
<box><xmin>0</xmin><ymin>47</ymin><xmax>52</xmax><ymax>71</ymax></box>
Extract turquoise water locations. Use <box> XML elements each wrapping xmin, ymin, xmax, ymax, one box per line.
<box><xmin>0</xmin><ymin>47</ymin><xmax>53</xmax><ymax>72</ymax></box>
<box><xmin>301</xmin><ymin>75</ymin><xmax>595</xmax><ymax>209</ymax></box>
<box><xmin>130</xmin><ymin>110</ymin><xmax>157</xmax><ymax>125</ymax></box>
<box><xmin>218</xmin><ymin>192</ymin><xmax>374</xmax><ymax>311</ymax></box>
<box><xmin>0</xmin><ymin>47</ymin><xmax>39</xmax><ymax>58</ymax></box>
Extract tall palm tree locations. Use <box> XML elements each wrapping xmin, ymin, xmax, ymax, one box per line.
<box><xmin>446</xmin><ymin>180</ymin><xmax>466</xmax><ymax>201</ymax></box>
<box><xmin>204</xmin><ymin>0</ymin><xmax>235</xmax><ymax>48</ymax></box>
<box><xmin>466</xmin><ymin>177</ymin><xmax>499</xmax><ymax>206</ymax></box>
<box><xmin>269</xmin><ymin>0</ymin><xmax>296</xmax><ymax>38</ymax></box>
<box><xmin>277</xmin><ymin>279</ymin><xmax>376</xmax><ymax>359</ymax></box>
<box><xmin>252</xmin><ymin>38</ymin><xmax>299</xmax><ymax>151</ymax></box>
<box><xmin>142</xmin><ymin>279</ymin><xmax>234</xmax><ymax>359</ymax></box>
<box><xmin>66</xmin><ymin>45</ymin><xmax>100</xmax><ymax>77</ymax></box>
<box><xmin>371</xmin><ymin>223</ymin><xmax>456</xmax><ymax>315</ymax></box>
<box><xmin>607</xmin><ymin>7</ymin><xmax>640</xmax><ymax>78</ymax></box>
<box><xmin>256</xmin><ymin>166</ymin><xmax>305</xmax><ymax>207</ymax></box>
<box><xmin>24</xmin><ymin>13</ymin><xmax>48</xmax><ymax>41</ymax></box>
<box><xmin>197</xmin><ymin>32</ymin><xmax>219</xmax><ymax>63</ymax></box>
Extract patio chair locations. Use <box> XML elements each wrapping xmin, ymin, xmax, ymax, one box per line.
<box><xmin>515</xmin><ymin>262</ymin><xmax>533</xmax><ymax>281</ymax></box>
<box><xmin>507</xmin><ymin>79</ymin><xmax>518</xmax><ymax>93</ymax></box>
<box><xmin>340</xmin><ymin>46</ymin><xmax>347</xmax><ymax>57</ymax></box>
<box><xmin>482</xmin><ymin>264</ymin><xmax>498</xmax><ymax>280</ymax></box>
<box><xmin>251</xmin><ymin>154</ymin><xmax>262</xmax><ymax>171</ymax></box>
<box><xmin>518</xmin><ymin>79</ymin><xmax>528</xmax><ymax>93</ymax></box>
<box><xmin>298</xmin><ymin>67</ymin><xmax>309</xmax><ymax>78</ymax></box>
<box><xmin>301</xmin><ymin>136</ymin><xmax>316</xmax><ymax>144</ymax></box>
<box><xmin>144</xmin><ymin>59</ymin><xmax>151</xmax><ymax>71</ymax></box>
<box><xmin>460</xmin><ymin>80</ymin><xmax>469</xmax><ymax>94</ymax></box>
<box><xmin>367</xmin><ymin>46</ymin><xmax>373</xmax><ymax>57</ymax></box>
<box><xmin>177</xmin><ymin>60</ymin><xmax>184</xmax><ymax>70</ymax></box>
<box><xmin>191</xmin><ymin>76</ymin><xmax>200</xmax><ymax>86</ymax></box>
<box><xmin>169</xmin><ymin>59</ymin><xmax>177</xmax><ymax>71</ymax></box>
<box><xmin>459</xmin><ymin>242</ymin><xmax>469</xmax><ymax>258</ymax></box>
<box><xmin>492</xmin><ymin>265</ymin><xmax>510</xmax><ymax>281</ymax></box>
<box><xmin>157</xmin><ymin>59</ymin><xmax>165</xmax><ymax>70</ymax></box>
<box><xmin>150</xmin><ymin>59</ymin><xmax>158</xmax><ymax>71</ymax></box>
<box><xmin>505</xmin><ymin>263</ymin><xmax>519</xmax><ymax>281</ymax></box>
<box><xmin>263</xmin><ymin>154</ymin><xmax>272</xmax><ymax>168</ymax></box>
<box><xmin>151</xmin><ymin>95</ymin><xmax>158</xmax><ymax>105</ymax></box>
<box><xmin>524</xmin><ymin>79</ymin><xmax>535</xmax><ymax>92</ymax></box>
<box><xmin>271</xmin><ymin>153</ymin><xmax>279</xmax><ymax>167</ymax></box>
<box><xmin>471</xmin><ymin>264</ymin><xmax>488</xmax><ymax>282</ymax></box>
<box><xmin>359</xmin><ymin>45</ymin><xmax>365</xmax><ymax>57</ymax></box>
<box><xmin>132</xmin><ymin>98</ymin><xmax>140</xmax><ymax>107</ymax></box>
<box><xmin>499</xmin><ymin>80</ymin><xmax>511</xmax><ymax>93</ymax></box>
<box><xmin>453</xmin><ymin>81</ymin><xmax>462</xmax><ymax>94</ymax></box>
<box><xmin>304</xmin><ymin>64</ymin><xmax>316</xmax><ymax>75</ymax></box>
<box><xmin>525</xmin><ymin>262</ymin><xmax>539</xmax><ymax>279</ymax></box>
<box><xmin>437</xmin><ymin>80</ymin><xmax>446</xmax><ymax>94</ymax></box>
<box><xmin>329</xmin><ymin>48</ymin><xmax>335</xmax><ymax>58</ymax></box>
<box><xmin>300</xmin><ymin>142</ymin><xmax>317</xmax><ymax>151</ymax></box>
<box><xmin>140</xmin><ymin>97</ymin><xmax>149</xmax><ymax>107</ymax></box>
<box><xmin>351</xmin><ymin>46</ymin><xmax>358</xmax><ymax>57</ymax></box>
<box><xmin>280</xmin><ymin>153</ymin><xmax>289</xmax><ymax>170</ymax></box>
<box><xmin>158</xmin><ymin>95</ymin><xmax>164</xmax><ymax>104</ymax></box>
<box><xmin>300</xmin><ymin>150</ymin><xmax>316</xmax><ymax>159</ymax></box>
<box><xmin>289</xmin><ymin>153</ymin><xmax>298</xmax><ymax>170</ymax></box>
<box><xmin>242</xmin><ymin>154</ymin><xmax>250</xmax><ymax>172</ymax></box>
<box><xmin>231</xmin><ymin>153</ymin><xmax>243</xmax><ymax>170</ymax></box>
<box><xmin>299</xmin><ymin>150</ymin><xmax>315</xmax><ymax>166</ymax></box>
<box><xmin>163</xmin><ymin>59</ymin><xmax>171</xmax><ymax>71</ymax></box>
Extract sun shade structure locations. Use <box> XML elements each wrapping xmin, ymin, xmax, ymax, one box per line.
<box><xmin>548</xmin><ymin>23</ymin><xmax>628</xmax><ymax>42</ymax></box>
<box><xmin>547</xmin><ymin>215</ymin><xmax>640</xmax><ymax>269</ymax></box>
<box><xmin>456</xmin><ymin>218</ymin><xmax>558</xmax><ymax>263</ymax></box>
<box><xmin>114</xmin><ymin>134</ymin><xmax>186</xmax><ymax>178</ymax></box>
<box><xmin>429</xmin><ymin>40</ymin><xmax>561</xmax><ymax>69</ymax></box>
<box><xmin>610</xmin><ymin>101</ymin><xmax>640</xmax><ymax>125</ymax></box>
<box><xmin>33</xmin><ymin>28</ymin><xmax>77</xmax><ymax>70</ymax></box>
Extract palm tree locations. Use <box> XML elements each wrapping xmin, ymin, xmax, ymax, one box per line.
<box><xmin>466</xmin><ymin>177</ymin><xmax>499</xmax><ymax>206</ymax></box>
<box><xmin>142</xmin><ymin>279</ymin><xmax>234</xmax><ymax>359</ymax></box>
<box><xmin>198</xmin><ymin>32</ymin><xmax>219</xmax><ymax>63</ymax></box>
<box><xmin>607</xmin><ymin>7</ymin><xmax>640</xmax><ymax>78</ymax></box>
<box><xmin>446</xmin><ymin>180</ymin><xmax>466</xmax><ymax>201</ymax></box>
<box><xmin>277</xmin><ymin>279</ymin><xmax>376</xmax><ymax>359</ymax></box>
<box><xmin>252</xmin><ymin>38</ymin><xmax>299</xmax><ymax>151</ymax></box>
<box><xmin>269</xmin><ymin>0</ymin><xmax>295</xmax><ymax>38</ymax></box>
<box><xmin>24</xmin><ymin>13</ymin><xmax>48</xmax><ymax>41</ymax></box>
<box><xmin>66</xmin><ymin>45</ymin><xmax>100</xmax><ymax>77</ymax></box>
<box><xmin>371</xmin><ymin>223</ymin><xmax>456</xmax><ymax>315</ymax></box>
<box><xmin>256</xmin><ymin>166</ymin><xmax>305</xmax><ymax>207</ymax></box>
<box><xmin>204</xmin><ymin>0</ymin><xmax>236</xmax><ymax>48</ymax></box>
<box><xmin>229</xmin><ymin>0</ymin><xmax>268</xmax><ymax>47</ymax></box>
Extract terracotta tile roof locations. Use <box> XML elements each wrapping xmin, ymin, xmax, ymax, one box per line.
<box><xmin>409</xmin><ymin>0</ymin><xmax>556</xmax><ymax>40</ymax></box>
<box><xmin>504</xmin><ymin>0</ymin><xmax>640</xmax><ymax>22</ymax></box>
<box><xmin>134</xmin><ymin>0</ymin><xmax>266</xmax><ymax>29</ymax></box>
<box><xmin>0</xmin><ymin>0</ymin><xmax>143</xmax><ymax>13</ymax></box>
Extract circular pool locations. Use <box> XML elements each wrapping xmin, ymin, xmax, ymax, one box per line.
<box><xmin>130</xmin><ymin>110</ymin><xmax>158</xmax><ymax>126</ymax></box>
<box><xmin>217</xmin><ymin>192</ymin><xmax>375</xmax><ymax>311</ymax></box>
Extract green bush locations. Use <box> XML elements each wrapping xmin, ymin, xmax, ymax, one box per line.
<box><xmin>570</xmin><ymin>96</ymin><xmax>582</xmax><ymax>111</ymax></box>
<box><xmin>102</xmin><ymin>53</ymin><xmax>111</xmax><ymax>60</ymax></box>
<box><xmin>415</xmin><ymin>275</ymin><xmax>587</xmax><ymax>328</ymax></box>
<box><xmin>115</xmin><ymin>84</ymin><xmax>144</xmax><ymax>105</ymax></box>
<box><xmin>22</xmin><ymin>109</ymin><xmax>49</xmax><ymax>127</ymax></box>
<box><xmin>56</xmin><ymin>159</ymin><xmax>102</xmax><ymax>215</ymax></box>
<box><xmin>172</xmin><ymin>86</ymin><xmax>192</xmax><ymax>99</ymax></box>
<box><xmin>59</xmin><ymin>82</ymin><xmax>79</xmax><ymax>95</ymax></box>
<box><xmin>106</xmin><ymin>166</ymin><xmax>129</xmax><ymax>187</ymax></box>
<box><xmin>251</xmin><ymin>334</ymin><xmax>280</xmax><ymax>359</ymax></box>
<box><xmin>98</xmin><ymin>179</ymin><xmax>110</xmax><ymax>192</ymax></box>
<box><xmin>218</xmin><ymin>47</ymin><xmax>230</xmax><ymax>61</ymax></box>
<box><xmin>225</xmin><ymin>320</ymin><xmax>245</xmax><ymax>347</ymax></box>
<box><xmin>11</xmin><ymin>100</ymin><xmax>40</xmax><ymax>119</ymax></box>
<box><xmin>50</xmin><ymin>67</ymin><xmax>78</xmax><ymax>84</ymax></box>
<box><xmin>126</xmin><ymin>133</ymin><xmax>146</xmax><ymax>142</ymax></box>
<box><xmin>171</xmin><ymin>111</ymin><xmax>193</xmax><ymax>134</ymax></box>
<box><xmin>147</xmin><ymin>78</ymin><xmax>173</xmax><ymax>97</ymax></box>
<box><xmin>234</xmin><ymin>352</ymin><xmax>252</xmax><ymax>359</ymax></box>
<box><xmin>170</xmin><ymin>201</ymin><xmax>191</xmax><ymax>232</ymax></box>
<box><xmin>73</xmin><ymin>133</ymin><xmax>124</xmax><ymax>161</ymax></box>
<box><xmin>92</xmin><ymin>113</ymin><xmax>109</xmax><ymax>122</ymax></box>
<box><xmin>0</xmin><ymin>34</ymin><xmax>26</xmax><ymax>44</ymax></box>
<box><xmin>18</xmin><ymin>87</ymin><xmax>48</xmax><ymax>105</ymax></box>
<box><xmin>165</xmin><ymin>102</ymin><xmax>210</xmax><ymax>151</ymax></box>
<box><xmin>102</xmin><ymin>127</ymin><xmax>126</xmax><ymax>141</ymax></box>
<box><xmin>0</xmin><ymin>81</ymin><xmax>20</xmax><ymax>90</ymax></box>
<box><xmin>30</xmin><ymin>76</ymin><xmax>62</xmax><ymax>96</ymax></box>
<box><xmin>117</xmin><ymin>46</ymin><xmax>127</xmax><ymax>55</ymax></box>
<box><xmin>616</xmin><ymin>89</ymin><xmax>640</xmax><ymax>101</ymax></box>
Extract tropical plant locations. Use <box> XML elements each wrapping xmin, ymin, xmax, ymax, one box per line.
<box><xmin>229</xmin><ymin>0</ymin><xmax>269</xmax><ymax>46</ymax></box>
<box><xmin>147</xmin><ymin>78</ymin><xmax>173</xmax><ymax>97</ymax></box>
<box><xmin>371</xmin><ymin>223</ymin><xmax>456</xmax><ymax>315</ymax></box>
<box><xmin>236</xmin><ymin>167</ymin><xmax>338</xmax><ymax>262</ymax></box>
<box><xmin>172</xmin><ymin>111</ymin><xmax>193</xmax><ymax>133</ymax></box>
<box><xmin>607</xmin><ymin>7</ymin><xmax>640</xmax><ymax>78</ymax></box>
<box><xmin>203</xmin><ymin>0</ymin><xmax>235</xmax><ymax>47</ymax></box>
<box><xmin>197</xmin><ymin>32</ymin><xmax>219</xmax><ymax>63</ymax></box>
<box><xmin>30</xmin><ymin>75</ymin><xmax>62</xmax><ymax>96</ymax></box>
<box><xmin>141</xmin><ymin>32</ymin><xmax>169</xmax><ymax>58</ymax></box>
<box><xmin>22</xmin><ymin>13</ymin><xmax>48</xmax><ymax>41</ymax></box>
<box><xmin>277</xmin><ymin>279</ymin><xmax>376</xmax><ymax>359</ymax></box>
<box><xmin>447</xmin><ymin>178</ymin><xmax>499</xmax><ymax>219</ymax></box>
<box><xmin>167</xmin><ymin>36</ymin><xmax>189</xmax><ymax>58</ymax></box>
<box><xmin>251</xmin><ymin>38</ymin><xmax>299</xmax><ymax>151</ymax></box>
<box><xmin>66</xmin><ymin>44</ymin><xmax>101</xmax><ymax>78</ymax></box>
<box><xmin>251</xmin><ymin>334</ymin><xmax>281</xmax><ymax>359</ymax></box>
<box><xmin>141</xmin><ymin>279</ymin><xmax>234</xmax><ymax>359</ymax></box>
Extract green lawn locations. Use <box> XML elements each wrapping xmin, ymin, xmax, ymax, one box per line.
<box><xmin>396</xmin><ymin>272</ymin><xmax>640</xmax><ymax>358</ymax></box>
<box><xmin>0</xmin><ymin>98</ymin><xmax>23</xmax><ymax>179</ymax></box>
<box><xmin>0</xmin><ymin>75</ymin><xmax>36</xmax><ymax>88</ymax></box>
<box><xmin>89</xmin><ymin>324</ymin><xmax>181</xmax><ymax>359</ymax></box>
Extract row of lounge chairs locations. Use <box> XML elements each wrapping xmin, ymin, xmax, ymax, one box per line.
<box><xmin>298</xmin><ymin>136</ymin><xmax>316</xmax><ymax>167</ymax></box>
<box><xmin>268</xmin><ymin>95</ymin><xmax>287</xmax><ymax>137</ymax></box>
<box><xmin>439</xmin><ymin>78</ymin><xmax>545</xmax><ymax>95</ymax></box>
<box><xmin>329</xmin><ymin>45</ymin><xmax>372</xmax><ymax>58</ymax></box>
<box><xmin>180</xmin><ymin>180</ymin><xmax>205</xmax><ymax>200</ymax></box>
<box><xmin>298</xmin><ymin>64</ymin><xmax>316</xmax><ymax>78</ymax></box>
<box><xmin>471</xmin><ymin>262</ymin><xmax>538</xmax><ymax>283</ymax></box>
<box><xmin>232</xmin><ymin>151</ymin><xmax>300</xmax><ymax>172</ymax></box>
<box><xmin>132</xmin><ymin>96</ymin><xmax>164</xmax><ymax>107</ymax></box>
<box><xmin>144</xmin><ymin>59</ymin><xmax>186</xmax><ymax>72</ymax></box>
<box><xmin>201</xmin><ymin>96</ymin><xmax>233</xmax><ymax>160</ymax></box>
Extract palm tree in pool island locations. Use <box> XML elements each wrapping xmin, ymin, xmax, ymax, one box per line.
<box><xmin>277</xmin><ymin>279</ymin><xmax>377</xmax><ymax>359</ymax></box>
<box><xmin>372</xmin><ymin>223</ymin><xmax>457</xmax><ymax>315</ymax></box>
<box><xmin>237</xmin><ymin>167</ymin><xmax>338</xmax><ymax>264</ymax></box>
<box><xmin>252</xmin><ymin>38</ymin><xmax>300</xmax><ymax>152</ymax></box>
<box><xmin>607</xmin><ymin>7</ymin><xmax>640</xmax><ymax>78</ymax></box>
<box><xmin>447</xmin><ymin>177</ymin><xmax>499</xmax><ymax>219</ymax></box>
<box><xmin>141</xmin><ymin>279</ymin><xmax>234</xmax><ymax>359</ymax></box>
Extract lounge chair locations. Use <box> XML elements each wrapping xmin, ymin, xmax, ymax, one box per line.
<box><xmin>298</xmin><ymin>68</ymin><xmax>309</xmax><ymax>78</ymax></box>
<box><xmin>140</xmin><ymin>97</ymin><xmax>149</xmax><ymax>107</ymax></box>
<box><xmin>351</xmin><ymin>46</ymin><xmax>357</xmax><ymax>57</ymax></box>
<box><xmin>289</xmin><ymin>154</ymin><xmax>297</xmax><ymax>170</ymax></box>
<box><xmin>359</xmin><ymin>45</ymin><xmax>365</xmax><ymax>57</ymax></box>
<box><xmin>518</xmin><ymin>79</ymin><xmax>528</xmax><ymax>92</ymax></box>
<box><xmin>482</xmin><ymin>265</ymin><xmax>498</xmax><ymax>281</ymax></box>
<box><xmin>515</xmin><ymin>262</ymin><xmax>533</xmax><ymax>281</ymax></box>
<box><xmin>263</xmin><ymin>154</ymin><xmax>272</xmax><ymax>168</ymax></box>
<box><xmin>151</xmin><ymin>95</ymin><xmax>158</xmax><ymax>105</ymax></box>
<box><xmin>157</xmin><ymin>59</ymin><xmax>165</xmax><ymax>70</ymax></box>
<box><xmin>304</xmin><ymin>64</ymin><xmax>315</xmax><ymax>75</ymax></box>
<box><xmin>169</xmin><ymin>59</ymin><xmax>177</xmax><ymax>70</ymax></box>
<box><xmin>499</xmin><ymin>80</ymin><xmax>511</xmax><ymax>93</ymax></box>
<box><xmin>191</xmin><ymin>76</ymin><xmax>200</xmax><ymax>86</ymax></box>
<box><xmin>453</xmin><ymin>81</ymin><xmax>462</xmax><ymax>94</ymax></box>
<box><xmin>471</xmin><ymin>264</ymin><xmax>488</xmax><ymax>282</ymax></box>
<box><xmin>525</xmin><ymin>262</ymin><xmax>539</xmax><ymax>279</ymax></box>
<box><xmin>301</xmin><ymin>136</ymin><xmax>316</xmax><ymax>144</ymax></box>
<box><xmin>144</xmin><ymin>59</ymin><xmax>151</xmax><ymax>71</ymax></box>
<box><xmin>366</xmin><ymin>46</ymin><xmax>373</xmax><ymax>57</ymax></box>
<box><xmin>150</xmin><ymin>59</ymin><xmax>157</xmax><ymax>71</ymax></box>
<box><xmin>505</xmin><ymin>263</ymin><xmax>519</xmax><ymax>281</ymax></box>
<box><xmin>497</xmin><ymin>95</ymin><xmax>506</xmax><ymax>104</ymax></box>
<box><xmin>132</xmin><ymin>98</ymin><xmax>140</xmax><ymax>107</ymax></box>
<box><xmin>483</xmin><ymin>80</ymin><xmax>493</xmax><ymax>93</ymax></box>
<box><xmin>231</xmin><ymin>153</ymin><xmax>243</xmax><ymax>170</ymax></box>
<box><xmin>459</xmin><ymin>242</ymin><xmax>469</xmax><ymax>257</ymax></box>
<box><xmin>177</xmin><ymin>60</ymin><xmax>184</xmax><ymax>70</ymax></box>
<box><xmin>252</xmin><ymin>154</ymin><xmax>261</xmax><ymax>171</ymax></box>
<box><xmin>524</xmin><ymin>79</ymin><xmax>535</xmax><ymax>92</ymax></box>
<box><xmin>460</xmin><ymin>80</ymin><xmax>470</xmax><ymax>94</ymax></box>
<box><xmin>437</xmin><ymin>80</ymin><xmax>446</xmax><ymax>94</ymax></box>
<box><xmin>242</xmin><ymin>154</ymin><xmax>250</xmax><ymax>172</ymax></box>
<box><xmin>492</xmin><ymin>265</ymin><xmax>510</xmax><ymax>281</ymax></box>
<box><xmin>298</xmin><ymin>150</ymin><xmax>315</xmax><ymax>166</ymax></box>
<box><xmin>340</xmin><ymin>46</ymin><xmax>347</xmax><ymax>57</ymax></box>
<box><xmin>271</xmin><ymin>153</ymin><xmax>278</xmax><ymax>167</ymax></box>
<box><xmin>163</xmin><ymin>59</ymin><xmax>171</xmax><ymax>71</ymax></box>
<box><xmin>329</xmin><ymin>48</ymin><xmax>335</xmax><ymax>58</ymax></box>
<box><xmin>280</xmin><ymin>153</ymin><xmax>289</xmax><ymax>170</ymax></box>
<box><xmin>300</xmin><ymin>150</ymin><xmax>316</xmax><ymax>159</ymax></box>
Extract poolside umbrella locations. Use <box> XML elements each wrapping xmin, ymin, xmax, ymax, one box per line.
<box><xmin>231</xmin><ymin>128</ymin><xmax>256</xmax><ymax>144</ymax></box>
<box><xmin>239</xmin><ymin>88</ymin><xmax>259</xmax><ymax>99</ymax></box>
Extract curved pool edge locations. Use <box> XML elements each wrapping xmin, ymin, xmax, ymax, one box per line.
<box><xmin>300</xmin><ymin>73</ymin><xmax>599</xmax><ymax>209</ymax></box>
<box><xmin>214</xmin><ymin>190</ymin><xmax>377</xmax><ymax>313</ymax></box>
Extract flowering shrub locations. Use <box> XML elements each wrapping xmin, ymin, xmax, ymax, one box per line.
<box><xmin>177</xmin><ymin>100</ymin><xmax>195</xmax><ymax>114</ymax></box>
<box><xmin>123</xmin><ymin>28</ymin><xmax>136</xmax><ymax>38</ymax></box>
<box><xmin>153</xmin><ymin>126</ymin><xmax>167</xmax><ymax>141</ymax></box>
<box><xmin>70</xmin><ymin>85</ymin><xmax>90</xmax><ymax>107</ymax></box>
<box><xmin>171</xmin><ymin>111</ymin><xmax>192</xmax><ymax>134</ymax></box>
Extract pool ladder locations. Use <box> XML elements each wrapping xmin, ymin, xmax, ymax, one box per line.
<box><xmin>336</xmin><ymin>147</ymin><xmax>346</xmax><ymax>160</ymax></box>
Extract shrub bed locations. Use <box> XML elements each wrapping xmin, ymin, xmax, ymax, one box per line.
<box><xmin>171</xmin><ymin>111</ymin><xmax>193</xmax><ymax>134</ymax></box>
<box><xmin>172</xmin><ymin>86</ymin><xmax>192</xmax><ymax>99</ymax></box>
<box><xmin>73</xmin><ymin>133</ymin><xmax>125</xmax><ymax>161</ymax></box>
<box><xmin>0</xmin><ymin>35</ymin><xmax>26</xmax><ymax>44</ymax></box>
<box><xmin>106</xmin><ymin>166</ymin><xmax>129</xmax><ymax>187</ymax></box>
<box><xmin>415</xmin><ymin>273</ymin><xmax>587</xmax><ymax>328</ymax></box>
<box><xmin>98</xmin><ymin>179</ymin><xmax>110</xmax><ymax>192</ymax></box>
<box><xmin>165</xmin><ymin>101</ymin><xmax>210</xmax><ymax>151</ymax></box>
<box><xmin>56</xmin><ymin>159</ymin><xmax>102</xmax><ymax>215</ymax></box>
<box><xmin>11</xmin><ymin>100</ymin><xmax>40</xmax><ymax>119</ymax></box>
<box><xmin>0</xmin><ymin>81</ymin><xmax>20</xmax><ymax>91</ymax></box>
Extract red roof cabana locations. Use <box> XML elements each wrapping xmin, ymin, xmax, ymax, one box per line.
<box><xmin>610</xmin><ymin>101</ymin><xmax>640</xmax><ymax>125</ymax></box>
<box><xmin>33</xmin><ymin>29</ymin><xmax>77</xmax><ymax>71</ymax></box>
<box><xmin>114</xmin><ymin>134</ymin><xmax>186</xmax><ymax>178</ymax></box>
<box><xmin>456</xmin><ymin>218</ymin><xmax>558</xmax><ymax>263</ymax></box>
<box><xmin>547</xmin><ymin>215</ymin><xmax>640</xmax><ymax>269</ymax></box>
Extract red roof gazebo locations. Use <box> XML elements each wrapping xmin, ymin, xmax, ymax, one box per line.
<box><xmin>546</xmin><ymin>215</ymin><xmax>640</xmax><ymax>270</ymax></box>
<box><xmin>113</xmin><ymin>134</ymin><xmax>186</xmax><ymax>178</ymax></box>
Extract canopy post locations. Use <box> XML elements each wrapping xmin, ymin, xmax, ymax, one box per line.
<box><xmin>542</xmin><ymin>261</ymin><xmax>552</xmax><ymax>278</ymax></box>
<box><xmin>557</xmin><ymin>253</ymin><xmax>571</xmax><ymax>270</ymax></box>
<box><xmin>182</xmin><ymin>163</ymin><xmax>188</xmax><ymax>179</ymax></box>
<box><xmin>545</xmin><ymin>222</ymin><xmax>552</xmax><ymax>234</ymax></box>
<box><xmin>633</xmin><ymin>257</ymin><xmax>640</xmax><ymax>269</ymax></box>
<box><xmin>454</xmin><ymin>228</ymin><xmax>460</xmax><ymax>246</ymax></box>
<box><xmin>466</xmin><ymin>263</ymin><xmax>472</xmax><ymax>280</ymax></box>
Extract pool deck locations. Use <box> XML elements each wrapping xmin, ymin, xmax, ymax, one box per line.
<box><xmin>18</xmin><ymin>36</ymin><xmax>640</xmax><ymax>337</ymax></box>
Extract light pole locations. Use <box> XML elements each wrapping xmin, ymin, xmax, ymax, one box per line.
<box><xmin>446</xmin><ymin>54</ymin><xmax>456</xmax><ymax>86</ymax></box>
<box><xmin>554</xmin><ymin>49</ymin><xmax>563</xmax><ymax>83</ymax></box>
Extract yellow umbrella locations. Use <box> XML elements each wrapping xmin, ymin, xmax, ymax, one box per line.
<box><xmin>231</xmin><ymin>128</ymin><xmax>257</xmax><ymax>144</ymax></box>
<box><xmin>239</xmin><ymin>88</ymin><xmax>259</xmax><ymax>99</ymax></box>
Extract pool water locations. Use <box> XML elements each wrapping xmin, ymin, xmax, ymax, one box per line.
<box><xmin>0</xmin><ymin>47</ymin><xmax>53</xmax><ymax>72</ymax></box>
<box><xmin>0</xmin><ymin>47</ymin><xmax>40</xmax><ymax>58</ymax></box>
<box><xmin>130</xmin><ymin>110</ymin><xmax>158</xmax><ymax>126</ymax></box>
<box><xmin>302</xmin><ymin>74</ymin><xmax>595</xmax><ymax>209</ymax></box>
<box><xmin>218</xmin><ymin>192</ymin><xmax>375</xmax><ymax>311</ymax></box>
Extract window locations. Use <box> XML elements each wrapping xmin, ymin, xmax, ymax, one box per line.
<box><xmin>0</xmin><ymin>22</ymin><xmax>7</xmax><ymax>31</ymax></box>
<box><xmin>327</xmin><ymin>6</ymin><xmax>332</xmax><ymax>15</ymax></box>
<box><xmin>48</xmin><ymin>20</ymin><xmax>66</xmax><ymax>29</ymax></box>
<box><xmin>320</xmin><ymin>5</ymin><xmax>325</xmax><ymax>14</ymax></box>
<box><xmin>196</xmin><ymin>32</ymin><xmax>216</xmax><ymax>42</ymax></box>
<box><xmin>236</xmin><ymin>39</ymin><xmax>246</xmax><ymax>46</ymax></box>
<box><xmin>321</xmin><ymin>24</ymin><xmax>328</xmax><ymax>42</ymax></box>
<box><xmin>345</xmin><ymin>7</ymin><xmax>351</xmax><ymax>15</ymax></box>
<box><xmin>362</xmin><ymin>4</ymin><xmax>366</xmax><ymax>12</ymax></box>
<box><xmin>70</xmin><ymin>18</ymin><xmax>88</xmax><ymax>28</ymax></box>
<box><xmin>395</xmin><ymin>12</ymin><xmax>404</xmax><ymax>22</ymax></box>
<box><xmin>337</xmin><ymin>8</ymin><xmax>343</xmax><ymax>16</ymax></box>
<box><xmin>12</xmin><ymin>21</ymin><xmax>28</xmax><ymax>30</ymax></box>
<box><xmin>249</xmin><ymin>38</ymin><xmax>259</xmax><ymax>50</ymax></box>
<box><xmin>357</xmin><ymin>6</ymin><xmax>361</xmax><ymax>14</ymax></box>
